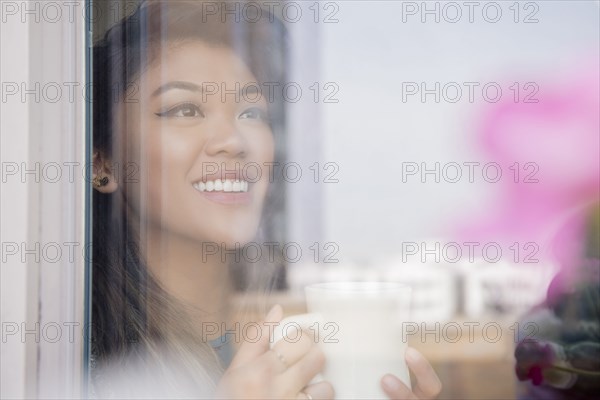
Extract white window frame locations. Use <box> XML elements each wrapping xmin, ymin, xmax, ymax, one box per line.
<box><xmin>1</xmin><ymin>1</ymin><xmax>88</xmax><ymax>398</ymax></box>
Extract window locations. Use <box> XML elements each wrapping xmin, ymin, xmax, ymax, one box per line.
<box><xmin>2</xmin><ymin>1</ymin><xmax>598</xmax><ymax>399</ymax></box>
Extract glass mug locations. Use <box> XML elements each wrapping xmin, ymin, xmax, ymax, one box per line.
<box><xmin>271</xmin><ymin>282</ymin><xmax>412</xmax><ymax>399</ymax></box>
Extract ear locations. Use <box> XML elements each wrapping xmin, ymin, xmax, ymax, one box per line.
<box><xmin>92</xmin><ymin>150</ymin><xmax>119</xmax><ymax>193</ymax></box>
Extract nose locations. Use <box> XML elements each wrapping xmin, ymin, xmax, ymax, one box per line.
<box><xmin>204</xmin><ymin>116</ymin><xmax>247</xmax><ymax>158</ymax></box>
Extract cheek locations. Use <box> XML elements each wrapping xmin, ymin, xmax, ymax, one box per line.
<box><xmin>254</xmin><ymin>133</ymin><xmax>275</xmax><ymax>187</ymax></box>
<box><xmin>254</xmin><ymin>131</ymin><xmax>275</xmax><ymax>164</ymax></box>
<box><xmin>135</xmin><ymin>129</ymin><xmax>200</xmax><ymax>219</ymax></box>
<box><xmin>151</xmin><ymin>136</ymin><xmax>195</xmax><ymax>191</ymax></box>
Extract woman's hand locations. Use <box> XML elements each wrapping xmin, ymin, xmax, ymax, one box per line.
<box><xmin>381</xmin><ymin>347</ymin><xmax>442</xmax><ymax>400</ymax></box>
<box><xmin>215</xmin><ymin>305</ymin><xmax>334</xmax><ymax>399</ymax></box>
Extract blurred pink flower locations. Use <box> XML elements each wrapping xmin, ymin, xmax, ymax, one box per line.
<box><xmin>460</xmin><ymin>58</ymin><xmax>599</xmax><ymax>285</ymax></box>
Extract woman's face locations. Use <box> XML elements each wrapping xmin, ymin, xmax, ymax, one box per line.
<box><xmin>116</xmin><ymin>41</ymin><xmax>275</xmax><ymax>247</ymax></box>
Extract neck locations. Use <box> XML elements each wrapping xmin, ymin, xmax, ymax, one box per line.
<box><xmin>137</xmin><ymin>219</ymin><xmax>234</xmax><ymax>338</ymax></box>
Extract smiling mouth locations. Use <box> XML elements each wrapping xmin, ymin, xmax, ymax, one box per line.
<box><xmin>192</xmin><ymin>179</ymin><xmax>250</xmax><ymax>193</ymax></box>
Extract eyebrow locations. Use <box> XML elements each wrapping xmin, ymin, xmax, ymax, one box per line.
<box><xmin>151</xmin><ymin>81</ymin><xmax>264</xmax><ymax>99</ymax></box>
<box><xmin>151</xmin><ymin>81</ymin><xmax>203</xmax><ymax>97</ymax></box>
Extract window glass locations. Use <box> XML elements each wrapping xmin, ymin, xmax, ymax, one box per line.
<box><xmin>88</xmin><ymin>1</ymin><xmax>600</xmax><ymax>399</ymax></box>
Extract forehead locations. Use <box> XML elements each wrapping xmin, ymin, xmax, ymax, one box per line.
<box><xmin>140</xmin><ymin>40</ymin><xmax>258</xmax><ymax>87</ymax></box>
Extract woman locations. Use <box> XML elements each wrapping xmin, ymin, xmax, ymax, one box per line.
<box><xmin>90</xmin><ymin>1</ymin><xmax>442</xmax><ymax>398</ymax></box>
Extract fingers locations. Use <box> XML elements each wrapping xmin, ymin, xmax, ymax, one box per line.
<box><xmin>381</xmin><ymin>348</ymin><xmax>441</xmax><ymax>400</ymax></box>
<box><xmin>405</xmin><ymin>347</ymin><xmax>442</xmax><ymax>399</ymax></box>
<box><xmin>381</xmin><ymin>374</ymin><xmax>417</xmax><ymax>400</ymax></box>
<box><xmin>266</xmin><ymin>328</ymin><xmax>315</xmax><ymax>373</ymax></box>
<box><xmin>299</xmin><ymin>381</ymin><xmax>335</xmax><ymax>400</ymax></box>
<box><xmin>228</xmin><ymin>304</ymin><xmax>283</xmax><ymax>370</ymax></box>
<box><xmin>280</xmin><ymin>345</ymin><xmax>326</xmax><ymax>394</ymax></box>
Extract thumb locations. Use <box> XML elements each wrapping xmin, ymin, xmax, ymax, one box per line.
<box><xmin>227</xmin><ymin>304</ymin><xmax>283</xmax><ymax>369</ymax></box>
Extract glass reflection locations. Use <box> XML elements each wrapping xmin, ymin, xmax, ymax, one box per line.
<box><xmin>91</xmin><ymin>1</ymin><xmax>289</xmax><ymax>397</ymax></box>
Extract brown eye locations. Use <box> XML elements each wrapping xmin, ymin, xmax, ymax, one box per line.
<box><xmin>239</xmin><ymin>107</ymin><xmax>269</xmax><ymax>122</ymax></box>
<box><xmin>156</xmin><ymin>103</ymin><xmax>204</xmax><ymax>118</ymax></box>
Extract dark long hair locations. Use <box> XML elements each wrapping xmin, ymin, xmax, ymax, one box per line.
<box><xmin>91</xmin><ymin>0</ymin><xmax>287</xmax><ymax>393</ymax></box>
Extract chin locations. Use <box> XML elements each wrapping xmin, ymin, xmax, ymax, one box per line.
<box><xmin>220</xmin><ymin>231</ymin><xmax>260</xmax><ymax>250</ymax></box>
<box><xmin>198</xmin><ymin>222</ymin><xmax>261</xmax><ymax>250</ymax></box>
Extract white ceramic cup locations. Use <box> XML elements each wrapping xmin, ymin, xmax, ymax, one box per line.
<box><xmin>270</xmin><ymin>281</ymin><xmax>412</xmax><ymax>399</ymax></box>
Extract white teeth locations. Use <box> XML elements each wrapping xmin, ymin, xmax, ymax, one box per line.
<box><xmin>194</xmin><ymin>179</ymin><xmax>249</xmax><ymax>193</ymax></box>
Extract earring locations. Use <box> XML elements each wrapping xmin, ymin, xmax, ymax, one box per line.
<box><xmin>93</xmin><ymin>176</ymin><xmax>109</xmax><ymax>188</ymax></box>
